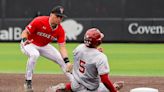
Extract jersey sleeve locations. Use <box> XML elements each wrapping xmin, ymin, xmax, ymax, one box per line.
<box><xmin>96</xmin><ymin>54</ymin><xmax>110</xmax><ymax>75</ymax></box>
<box><xmin>57</xmin><ymin>26</ymin><xmax>66</xmax><ymax>44</ymax></box>
<box><xmin>26</xmin><ymin>17</ymin><xmax>39</xmax><ymax>34</ymax></box>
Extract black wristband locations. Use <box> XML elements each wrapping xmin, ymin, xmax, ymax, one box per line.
<box><xmin>22</xmin><ymin>38</ymin><xmax>27</xmax><ymax>42</ymax></box>
<box><xmin>63</xmin><ymin>57</ymin><xmax>70</xmax><ymax>63</ymax></box>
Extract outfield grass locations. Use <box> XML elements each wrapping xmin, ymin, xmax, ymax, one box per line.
<box><xmin>0</xmin><ymin>43</ymin><xmax>164</xmax><ymax>76</ymax></box>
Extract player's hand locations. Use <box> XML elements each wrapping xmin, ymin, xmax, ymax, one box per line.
<box><xmin>113</xmin><ymin>81</ymin><xmax>124</xmax><ymax>91</ymax></box>
<box><xmin>66</xmin><ymin>62</ymin><xmax>73</xmax><ymax>73</ymax></box>
<box><xmin>21</xmin><ymin>39</ymin><xmax>33</xmax><ymax>46</ymax></box>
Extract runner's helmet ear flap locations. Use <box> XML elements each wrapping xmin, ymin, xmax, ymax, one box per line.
<box><xmin>84</xmin><ymin>28</ymin><xmax>104</xmax><ymax>48</ymax></box>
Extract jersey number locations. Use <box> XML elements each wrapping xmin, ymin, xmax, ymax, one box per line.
<box><xmin>79</xmin><ymin>60</ymin><xmax>86</xmax><ymax>73</ymax></box>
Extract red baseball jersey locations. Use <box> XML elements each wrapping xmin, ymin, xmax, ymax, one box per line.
<box><xmin>26</xmin><ymin>16</ymin><xmax>65</xmax><ymax>46</ymax></box>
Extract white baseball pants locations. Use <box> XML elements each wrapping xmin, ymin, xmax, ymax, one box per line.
<box><xmin>20</xmin><ymin>43</ymin><xmax>73</xmax><ymax>81</ymax></box>
<box><xmin>71</xmin><ymin>78</ymin><xmax>109</xmax><ymax>92</ymax></box>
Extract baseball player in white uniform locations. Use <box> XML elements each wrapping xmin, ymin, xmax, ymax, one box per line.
<box><xmin>45</xmin><ymin>28</ymin><xmax>124</xmax><ymax>92</ymax></box>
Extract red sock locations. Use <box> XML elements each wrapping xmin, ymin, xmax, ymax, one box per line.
<box><xmin>65</xmin><ymin>82</ymin><xmax>71</xmax><ymax>90</ymax></box>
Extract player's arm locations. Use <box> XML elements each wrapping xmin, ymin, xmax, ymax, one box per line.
<box><xmin>57</xmin><ymin>27</ymin><xmax>73</xmax><ymax>72</ymax></box>
<box><xmin>58</xmin><ymin>43</ymin><xmax>68</xmax><ymax>59</ymax></box>
<box><xmin>100</xmin><ymin>73</ymin><xmax>117</xmax><ymax>92</ymax></box>
<box><xmin>21</xmin><ymin>28</ymin><xmax>29</xmax><ymax>38</ymax></box>
<box><xmin>21</xmin><ymin>29</ymin><xmax>33</xmax><ymax>46</ymax></box>
<box><xmin>58</xmin><ymin>43</ymin><xmax>73</xmax><ymax>72</ymax></box>
<box><xmin>97</xmin><ymin>56</ymin><xmax>117</xmax><ymax>91</ymax></box>
<box><xmin>21</xmin><ymin>17</ymin><xmax>38</xmax><ymax>45</ymax></box>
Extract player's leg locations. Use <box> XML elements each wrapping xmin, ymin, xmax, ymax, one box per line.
<box><xmin>70</xmin><ymin>78</ymin><xmax>90</xmax><ymax>92</ymax></box>
<box><xmin>45</xmin><ymin>83</ymin><xmax>72</xmax><ymax>92</ymax></box>
<box><xmin>20</xmin><ymin>44</ymin><xmax>40</xmax><ymax>92</ymax></box>
<box><xmin>39</xmin><ymin>44</ymin><xmax>73</xmax><ymax>81</ymax></box>
<box><xmin>45</xmin><ymin>78</ymin><xmax>90</xmax><ymax>92</ymax></box>
<box><xmin>45</xmin><ymin>78</ymin><xmax>80</xmax><ymax>92</ymax></box>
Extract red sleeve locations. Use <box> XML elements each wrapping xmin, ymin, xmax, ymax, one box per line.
<box><xmin>100</xmin><ymin>74</ymin><xmax>117</xmax><ymax>92</ymax></box>
<box><xmin>26</xmin><ymin>17</ymin><xmax>39</xmax><ymax>34</ymax></box>
<box><xmin>57</xmin><ymin>25</ymin><xmax>66</xmax><ymax>44</ymax></box>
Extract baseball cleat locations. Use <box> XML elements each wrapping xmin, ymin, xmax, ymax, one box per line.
<box><xmin>24</xmin><ymin>80</ymin><xmax>34</xmax><ymax>92</ymax></box>
<box><xmin>45</xmin><ymin>83</ymin><xmax>65</xmax><ymax>92</ymax></box>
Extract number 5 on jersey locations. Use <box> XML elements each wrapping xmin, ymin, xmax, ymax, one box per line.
<box><xmin>79</xmin><ymin>60</ymin><xmax>86</xmax><ymax>73</ymax></box>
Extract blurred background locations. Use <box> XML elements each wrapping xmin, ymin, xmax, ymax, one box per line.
<box><xmin>0</xmin><ymin>0</ymin><xmax>164</xmax><ymax>76</ymax></box>
<box><xmin>0</xmin><ymin>0</ymin><xmax>164</xmax><ymax>43</ymax></box>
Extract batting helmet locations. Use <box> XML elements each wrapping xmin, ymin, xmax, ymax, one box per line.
<box><xmin>84</xmin><ymin>28</ymin><xmax>104</xmax><ymax>48</ymax></box>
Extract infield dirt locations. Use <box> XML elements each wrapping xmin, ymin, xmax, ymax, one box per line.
<box><xmin>0</xmin><ymin>74</ymin><xmax>163</xmax><ymax>92</ymax></box>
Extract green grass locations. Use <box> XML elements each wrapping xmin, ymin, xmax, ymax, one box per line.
<box><xmin>0</xmin><ymin>43</ymin><xmax>164</xmax><ymax>76</ymax></box>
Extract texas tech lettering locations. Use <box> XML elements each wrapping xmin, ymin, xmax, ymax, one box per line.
<box><xmin>37</xmin><ymin>32</ymin><xmax>52</xmax><ymax>39</ymax></box>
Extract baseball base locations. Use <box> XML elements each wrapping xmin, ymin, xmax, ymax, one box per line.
<box><xmin>130</xmin><ymin>87</ymin><xmax>158</xmax><ymax>92</ymax></box>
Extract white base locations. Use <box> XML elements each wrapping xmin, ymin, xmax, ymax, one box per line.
<box><xmin>130</xmin><ymin>87</ymin><xmax>158</xmax><ymax>92</ymax></box>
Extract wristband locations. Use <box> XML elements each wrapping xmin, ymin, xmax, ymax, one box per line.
<box><xmin>22</xmin><ymin>38</ymin><xmax>27</xmax><ymax>42</ymax></box>
<box><xmin>64</xmin><ymin>57</ymin><xmax>70</xmax><ymax>63</ymax></box>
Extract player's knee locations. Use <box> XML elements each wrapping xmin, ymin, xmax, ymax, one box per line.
<box><xmin>30</xmin><ymin>53</ymin><xmax>40</xmax><ymax>60</ymax></box>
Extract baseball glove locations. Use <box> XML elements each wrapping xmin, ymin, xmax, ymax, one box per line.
<box><xmin>113</xmin><ymin>81</ymin><xmax>124</xmax><ymax>91</ymax></box>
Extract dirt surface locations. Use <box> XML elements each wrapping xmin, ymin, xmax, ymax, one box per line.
<box><xmin>0</xmin><ymin>73</ymin><xmax>163</xmax><ymax>92</ymax></box>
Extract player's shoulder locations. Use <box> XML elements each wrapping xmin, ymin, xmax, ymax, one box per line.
<box><xmin>99</xmin><ymin>52</ymin><xmax>107</xmax><ymax>59</ymax></box>
<box><xmin>73</xmin><ymin>44</ymin><xmax>85</xmax><ymax>53</ymax></box>
<box><xmin>80</xmin><ymin>44</ymin><xmax>107</xmax><ymax>58</ymax></box>
<box><xmin>78</xmin><ymin>44</ymin><xmax>85</xmax><ymax>48</ymax></box>
<box><xmin>96</xmin><ymin>52</ymin><xmax>108</xmax><ymax>65</ymax></box>
<box><xmin>74</xmin><ymin>44</ymin><xmax>85</xmax><ymax>51</ymax></box>
<box><xmin>31</xmin><ymin>16</ymin><xmax>49</xmax><ymax>26</ymax></box>
<box><xmin>96</xmin><ymin>50</ymin><xmax>108</xmax><ymax>60</ymax></box>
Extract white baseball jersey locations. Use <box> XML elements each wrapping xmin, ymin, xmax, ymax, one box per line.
<box><xmin>72</xmin><ymin>44</ymin><xmax>110</xmax><ymax>91</ymax></box>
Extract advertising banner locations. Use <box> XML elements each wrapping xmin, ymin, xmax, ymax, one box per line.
<box><xmin>124</xmin><ymin>19</ymin><xmax>164</xmax><ymax>42</ymax></box>
<box><xmin>0</xmin><ymin>18</ymin><xmax>164</xmax><ymax>42</ymax></box>
<box><xmin>0</xmin><ymin>19</ymin><xmax>31</xmax><ymax>42</ymax></box>
<box><xmin>1</xmin><ymin>0</ymin><xmax>164</xmax><ymax>42</ymax></box>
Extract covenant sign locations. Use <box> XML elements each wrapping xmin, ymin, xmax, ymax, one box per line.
<box><xmin>128</xmin><ymin>23</ymin><xmax>164</xmax><ymax>35</ymax></box>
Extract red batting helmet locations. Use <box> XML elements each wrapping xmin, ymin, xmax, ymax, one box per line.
<box><xmin>84</xmin><ymin>28</ymin><xmax>104</xmax><ymax>48</ymax></box>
